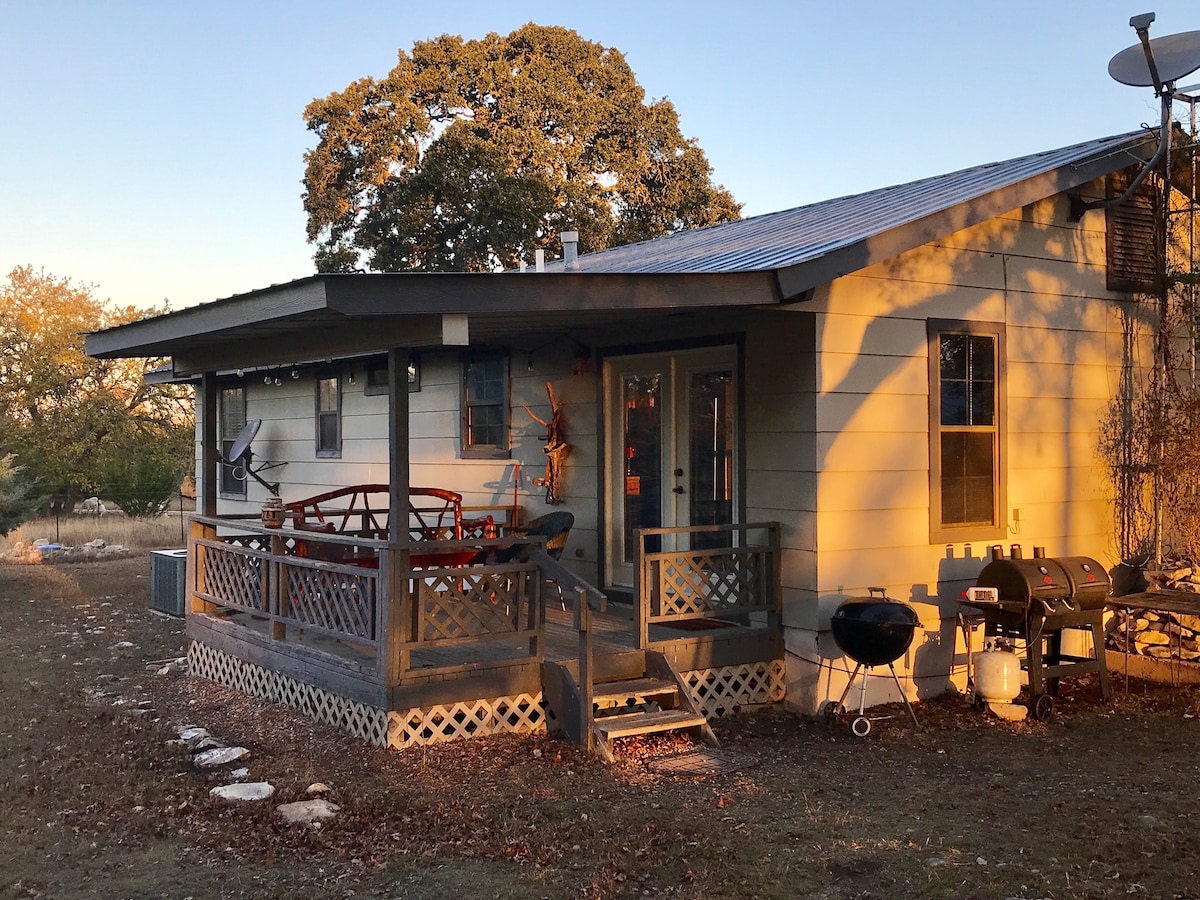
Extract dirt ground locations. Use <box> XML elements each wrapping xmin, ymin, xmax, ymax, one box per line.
<box><xmin>3</xmin><ymin>558</ymin><xmax>1200</xmax><ymax>899</ymax></box>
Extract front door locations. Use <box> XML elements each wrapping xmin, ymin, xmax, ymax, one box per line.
<box><xmin>603</xmin><ymin>346</ymin><xmax>739</xmax><ymax>589</ymax></box>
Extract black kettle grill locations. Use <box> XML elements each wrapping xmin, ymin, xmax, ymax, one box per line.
<box><xmin>824</xmin><ymin>588</ymin><xmax>921</xmax><ymax>736</ymax></box>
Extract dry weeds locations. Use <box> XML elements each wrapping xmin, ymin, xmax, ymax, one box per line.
<box><xmin>4</xmin><ymin>558</ymin><xmax>1200</xmax><ymax>898</ymax></box>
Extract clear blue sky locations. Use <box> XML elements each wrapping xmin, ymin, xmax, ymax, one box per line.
<box><xmin>2</xmin><ymin>0</ymin><xmax>1196</xmax><ymax>310</ymax></box>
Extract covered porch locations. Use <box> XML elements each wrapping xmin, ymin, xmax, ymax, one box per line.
<box><xmin>87</xmin><ymin>270</ymin><xmax>796</xmax><ymax>753</ymax></box>
<box><xmin>185</xmin><ymin>512</ymin><xmax>783</xmax><ymax>751</ymax></box>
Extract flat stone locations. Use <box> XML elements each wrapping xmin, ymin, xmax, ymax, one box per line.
<box><xmin>987</xmin><ymin>701</ymin><xmax>1028</xmax><ymax>722</ymax></box>
<box><xmin>193</xmin><ymin>746</ymin><xmax>249</xmax><ymax>768</ymax></box>
<box><xmin>211</xmin><ymin>782</ymin><xmax>274</xmax><ymax>802</ymax></box>
<box><xmin>278</xmin><ymin>798</ymin><xmax>340</xmax><ymax>824</ymax></box>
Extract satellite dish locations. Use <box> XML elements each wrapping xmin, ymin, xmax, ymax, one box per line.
<box><xmin>226</xmin><ymin>419</ymin><xmax>262</xmax><ymax>466</ymax></box>
<box><xmin>1109</xmin><ymin>30</ymin><xmax>1200</xmax><ymax>87</ymax></box>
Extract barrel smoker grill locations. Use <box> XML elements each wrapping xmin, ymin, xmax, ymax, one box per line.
<box><xmin>961</xmin><ymin>547</ymin><xmax>1112</xmax><ymax>719</ymax></box>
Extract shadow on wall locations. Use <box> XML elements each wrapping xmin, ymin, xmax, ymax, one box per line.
<box><xmin>806</xmin><ymin>545</ymin><xmax>993</xmax><ymax>706</ymax></box>
<box><xmin>910</xmin><ymin>545</ymin><xmax>994</xmax><ymax>699</ymax></box>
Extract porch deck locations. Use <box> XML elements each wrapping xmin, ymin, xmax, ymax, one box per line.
<box><xmin>183</xmin><ymin>515</ymin><xmax>785</xmax><ymax>748</ymax></box>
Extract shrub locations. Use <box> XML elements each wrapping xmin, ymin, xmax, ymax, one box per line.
<box><xmin>96</xmin><ymin>451</ymin><xmax>184</xmax><ymax>518</ymax></box>
<box><xmin>0</xmin><ymin>454</ymin><xmax>43</xmax><ymax>536</ymax></box>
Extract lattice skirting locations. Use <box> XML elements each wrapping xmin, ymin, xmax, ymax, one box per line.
<box><xmin>388</xmin><ymin>693</ymin><xmax>548</xmax><ymax>750</ymax></box>
<box><xmin>681</xmin><ymin>659</ymin><xmax>787</xmax><ymax>718</ymax></box>
<box><xmin>187</xmin><ymin>640</ymin><xmax>785</xmax><ymax>751</ymax></box>
<box><xmin>188</xmin><ymin>641</ymin><xmax>390</xmax><ymax>747</ymax></box>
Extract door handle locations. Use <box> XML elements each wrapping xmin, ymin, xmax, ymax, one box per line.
<box><xmin>672</xmin><ymin>486</ymin><xmax>685</xmax><ymax>494</ymax></box>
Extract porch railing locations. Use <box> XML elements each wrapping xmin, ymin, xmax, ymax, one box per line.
<box><xmin>188</xmin><ymin>515</ymin><xmax>543</xmax><ymax>686</ymax></box>
<box><xmin>634</xmin><ymin>521</ymin><xmax>782</xmax><ymax>649</ymax></box>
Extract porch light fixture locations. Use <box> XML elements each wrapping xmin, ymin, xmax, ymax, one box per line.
<box><xmin>571</xmin><ymin>341</ymin><xmax>594</xmax><ymax>376</ymax></box>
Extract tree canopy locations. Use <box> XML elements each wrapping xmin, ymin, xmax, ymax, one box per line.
<box><xmin>0</xmin><ymin>266</ymin><xmax>193</xmax><ymax>510</ymax></box>
<box><xmin>303</xmin><ymin>23</ymin><xmax>741</xmax><ymax>273</ymax></box>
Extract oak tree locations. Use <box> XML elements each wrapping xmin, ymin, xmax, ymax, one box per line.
<box><xmin>303</xmin><ymin>23</ymin><xmax>741</xmax><ymax>272</ymax></box>
<box><xmin>0</xmin><ymin>266</ymin><xmax>193</xmax><ymax>509</ymax></box>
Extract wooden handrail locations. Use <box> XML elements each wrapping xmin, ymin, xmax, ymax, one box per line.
<box><xmin>526</xmin><ymin>550</ymin><xmax>606</xmax><ymax>610</ymax></box>
<box><xmin>526</xmin><ymin>548</ymin><xmax>604</xmax><ymax>753</ymax></box>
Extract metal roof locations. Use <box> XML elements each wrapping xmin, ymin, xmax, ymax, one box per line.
<box><xmin>87</xmin><ymin>128</ymin><xmax>1159</xmax><ymax>371</ymax></box>
<box><xmin>544</xmin><ymin>129</ymin><xmax>1156</xmax><ymax>278</ymax></box>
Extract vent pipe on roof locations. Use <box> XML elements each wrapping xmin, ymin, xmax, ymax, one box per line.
<box><xmin>562</xmin><ymin>231</ymin><xmax>580</xmax><ymax>271</ymax></box>
<box><xmin>535</xmin><ymin>249</ymin><xmax>545</xmax><ymax>273</ymax></box>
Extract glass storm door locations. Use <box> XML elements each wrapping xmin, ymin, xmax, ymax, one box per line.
<box><xmin>604</xmin><ymin>346</ymin><xmax>738</xmax><ymax>588</ymax></box>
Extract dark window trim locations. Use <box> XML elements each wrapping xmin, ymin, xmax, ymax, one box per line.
<box><xmin>218</xmin><ymin>384</ymin><xmax>248</xmax><ymax>499</ymax></box>
<box><xmin>315</xmin><ymin>371</ymin><xmax>342</xmax><ymax>458</ymax></box>
<box><xmin>461</xmin><ymin>350</ymin><xmax>510</xmax><ymax>459</ymax></box>
<box><xmin>928</xmin><ymin>319</ymin><xmax>1007</xmax><ymax>544</ymax></box>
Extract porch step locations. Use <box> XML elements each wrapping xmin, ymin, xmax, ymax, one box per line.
<box><xmin>594</xmin><ymin>708</ymin><xmax>709</xmax><ymax>741</ymax></box>
<box><xmin>542</xmin><ymin>649</ymin><xmax>720</xmax><ymax>761</ymax></box>
<box><xmin>592</xmin><ymin>676</ymin><xmax>679</xmax><ymax>708</ymax></box>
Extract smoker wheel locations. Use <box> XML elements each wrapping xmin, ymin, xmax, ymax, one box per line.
<box><xmin>1034</xmin><ymin>694</ymin><xmax>1054</xmax><ymax>722</ymax></box>
<box><xmin>851</xmin><ymin>716</ymin><xmax>872</xmax><ymax>737</ymax></box>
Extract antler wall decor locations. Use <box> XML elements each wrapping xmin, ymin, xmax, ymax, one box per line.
<box><xmin>523</xmin><ymin>382</ymin><xmax>570</xmax><ymax>504</ymax></box>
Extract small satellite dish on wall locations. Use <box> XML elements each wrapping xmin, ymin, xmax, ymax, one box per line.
<box><xmin>219</xmin><ymin>418</ymin><xmax>283</xmax><ymax>495</ymax></box>
<box><xmin>1109</xmin><ymin>28</ymin><xmax>1200</xmax><ymax>87</ymax></box>
<box><xmin>226</xmin><ymin>419</ymin><xmax>262</xmax><ymax>466</ymax></box>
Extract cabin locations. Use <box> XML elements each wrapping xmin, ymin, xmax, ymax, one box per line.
<box><xmin>87</xmin><ymin>129</ymin><xmax>1159</xmax><ymax>755</ymax></box>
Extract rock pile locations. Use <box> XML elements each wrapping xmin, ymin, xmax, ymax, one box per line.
<box><xmin>2</xmin><ymin>538</ymin><xmax>129</xmax><ymax>564</ymax></box>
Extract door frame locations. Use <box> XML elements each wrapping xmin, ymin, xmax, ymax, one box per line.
<box><xmin>599</xmin><ymin>341</ymin><xmax>744</xmax><ymax>591</ymax></box>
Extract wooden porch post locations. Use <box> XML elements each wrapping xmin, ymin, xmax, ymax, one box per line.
<box><xmin>201</xmin><ymin>372</ymin><xmax>218</xmax><ymax>517</ymax></box>
<box><xmin>382</xmin><ymin>348</ymin><xmax>412</xmax><ymax>686</ymax></box>
<box><xmin>185</xmin><ymin>372</ymin><xmax>221</xmax><ymax>617</ymax></box>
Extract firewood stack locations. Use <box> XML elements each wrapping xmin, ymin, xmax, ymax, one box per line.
<box><xmin>1106</xmin><ymin>607</ymin><xmax>1200</xmax><ymax>659</ymax></box>
<box><xmin>1144</xmin><ymin>563</ymin><xmax>1200</xmax><ymax>594</ymax></box>
<box><xmin>1106</xmin><ymin>561</ymin><xmax>1200</xmax><ymax>660</ymax></box>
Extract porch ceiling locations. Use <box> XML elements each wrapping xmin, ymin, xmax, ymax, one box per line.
<box><xmin>86</xmin><ymin>271</ymin><xmax>778</xmax><ymax>374</ymax></box>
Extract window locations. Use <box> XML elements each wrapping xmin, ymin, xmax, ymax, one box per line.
<box><xmin>218</xmin><ymin>385</ymin><xmax>247</xmax><ymax>497</ymax></box>
<box><xmin>929</xmin><ymin>321</ymin><xmax>1005</xmax><ymax>542</ymax></box>
<box><xmin>363</xmin><ymin>355</ymin><xmax>420</xmax><ymax>396</ymax></box>
<box><xmin>316</xmin><ymin>374</ymin><xmax>341</xmax><ymax>457</ymax></box>
<box><xmin>462</xmin><ymin>352</ymin><xmax>509</xmax><ymax>458</ymax></box>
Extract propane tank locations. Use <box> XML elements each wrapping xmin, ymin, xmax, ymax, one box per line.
<box><xmin>974</xmin><ymin>639</ymin><xmax>1021</xmax><ymax>704</ymax></box>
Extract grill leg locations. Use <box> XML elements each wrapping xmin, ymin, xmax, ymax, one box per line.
<box><xmin>887</xmin><ymin>662</ymin><xmax>920</xmax><ymax>728</ymax></box>
<box><xmin>856</xmin><ymin>666</ymin><xmax>870</xmax><ymax>719</ymax></box>
<box><xmin>1089</xmin><ymin>612</ymin><xmax>1111</xmax><ymax>701</ymax></box>
<box><xmin>834</xmin><ymin>663</ymin><xmax>864</xmax><ymax>711</ymax></box>
<box><xmin>1045</xmin><ymin>628</ymin><xmax>1063</xmax><ymax>696</ymax></box>
<box><xmin>1026</xmin><ymin>615</ymin><xmax>1045</xmax><ymax>702</ymax></box>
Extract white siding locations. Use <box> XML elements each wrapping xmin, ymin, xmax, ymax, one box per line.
<box><xmin>781</xmin><ymin>191</ymin><xmax>1157</xmax><ymax>711</ymax></box>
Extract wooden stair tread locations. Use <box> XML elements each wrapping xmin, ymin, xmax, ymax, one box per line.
<box><xmin>595</xmin><ymin>708</ymin><xmax>708</xmax><ymax>739</ymax></box>
<box><xmin>591</xmin><ymin>677</ymin><xmax>678</xmax><ymax>701</ymax></box>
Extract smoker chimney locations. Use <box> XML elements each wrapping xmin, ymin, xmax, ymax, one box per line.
<box><xmin>561</xmin><ymin>230</ymin><xmax>579</xmax><ymax>271</ymax></box>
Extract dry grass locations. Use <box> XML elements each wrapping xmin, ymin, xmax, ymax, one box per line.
<box><xmin>0</xmin><ymin>512</ymin><xmax>190</xmax><ymax>553</ymax></box>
